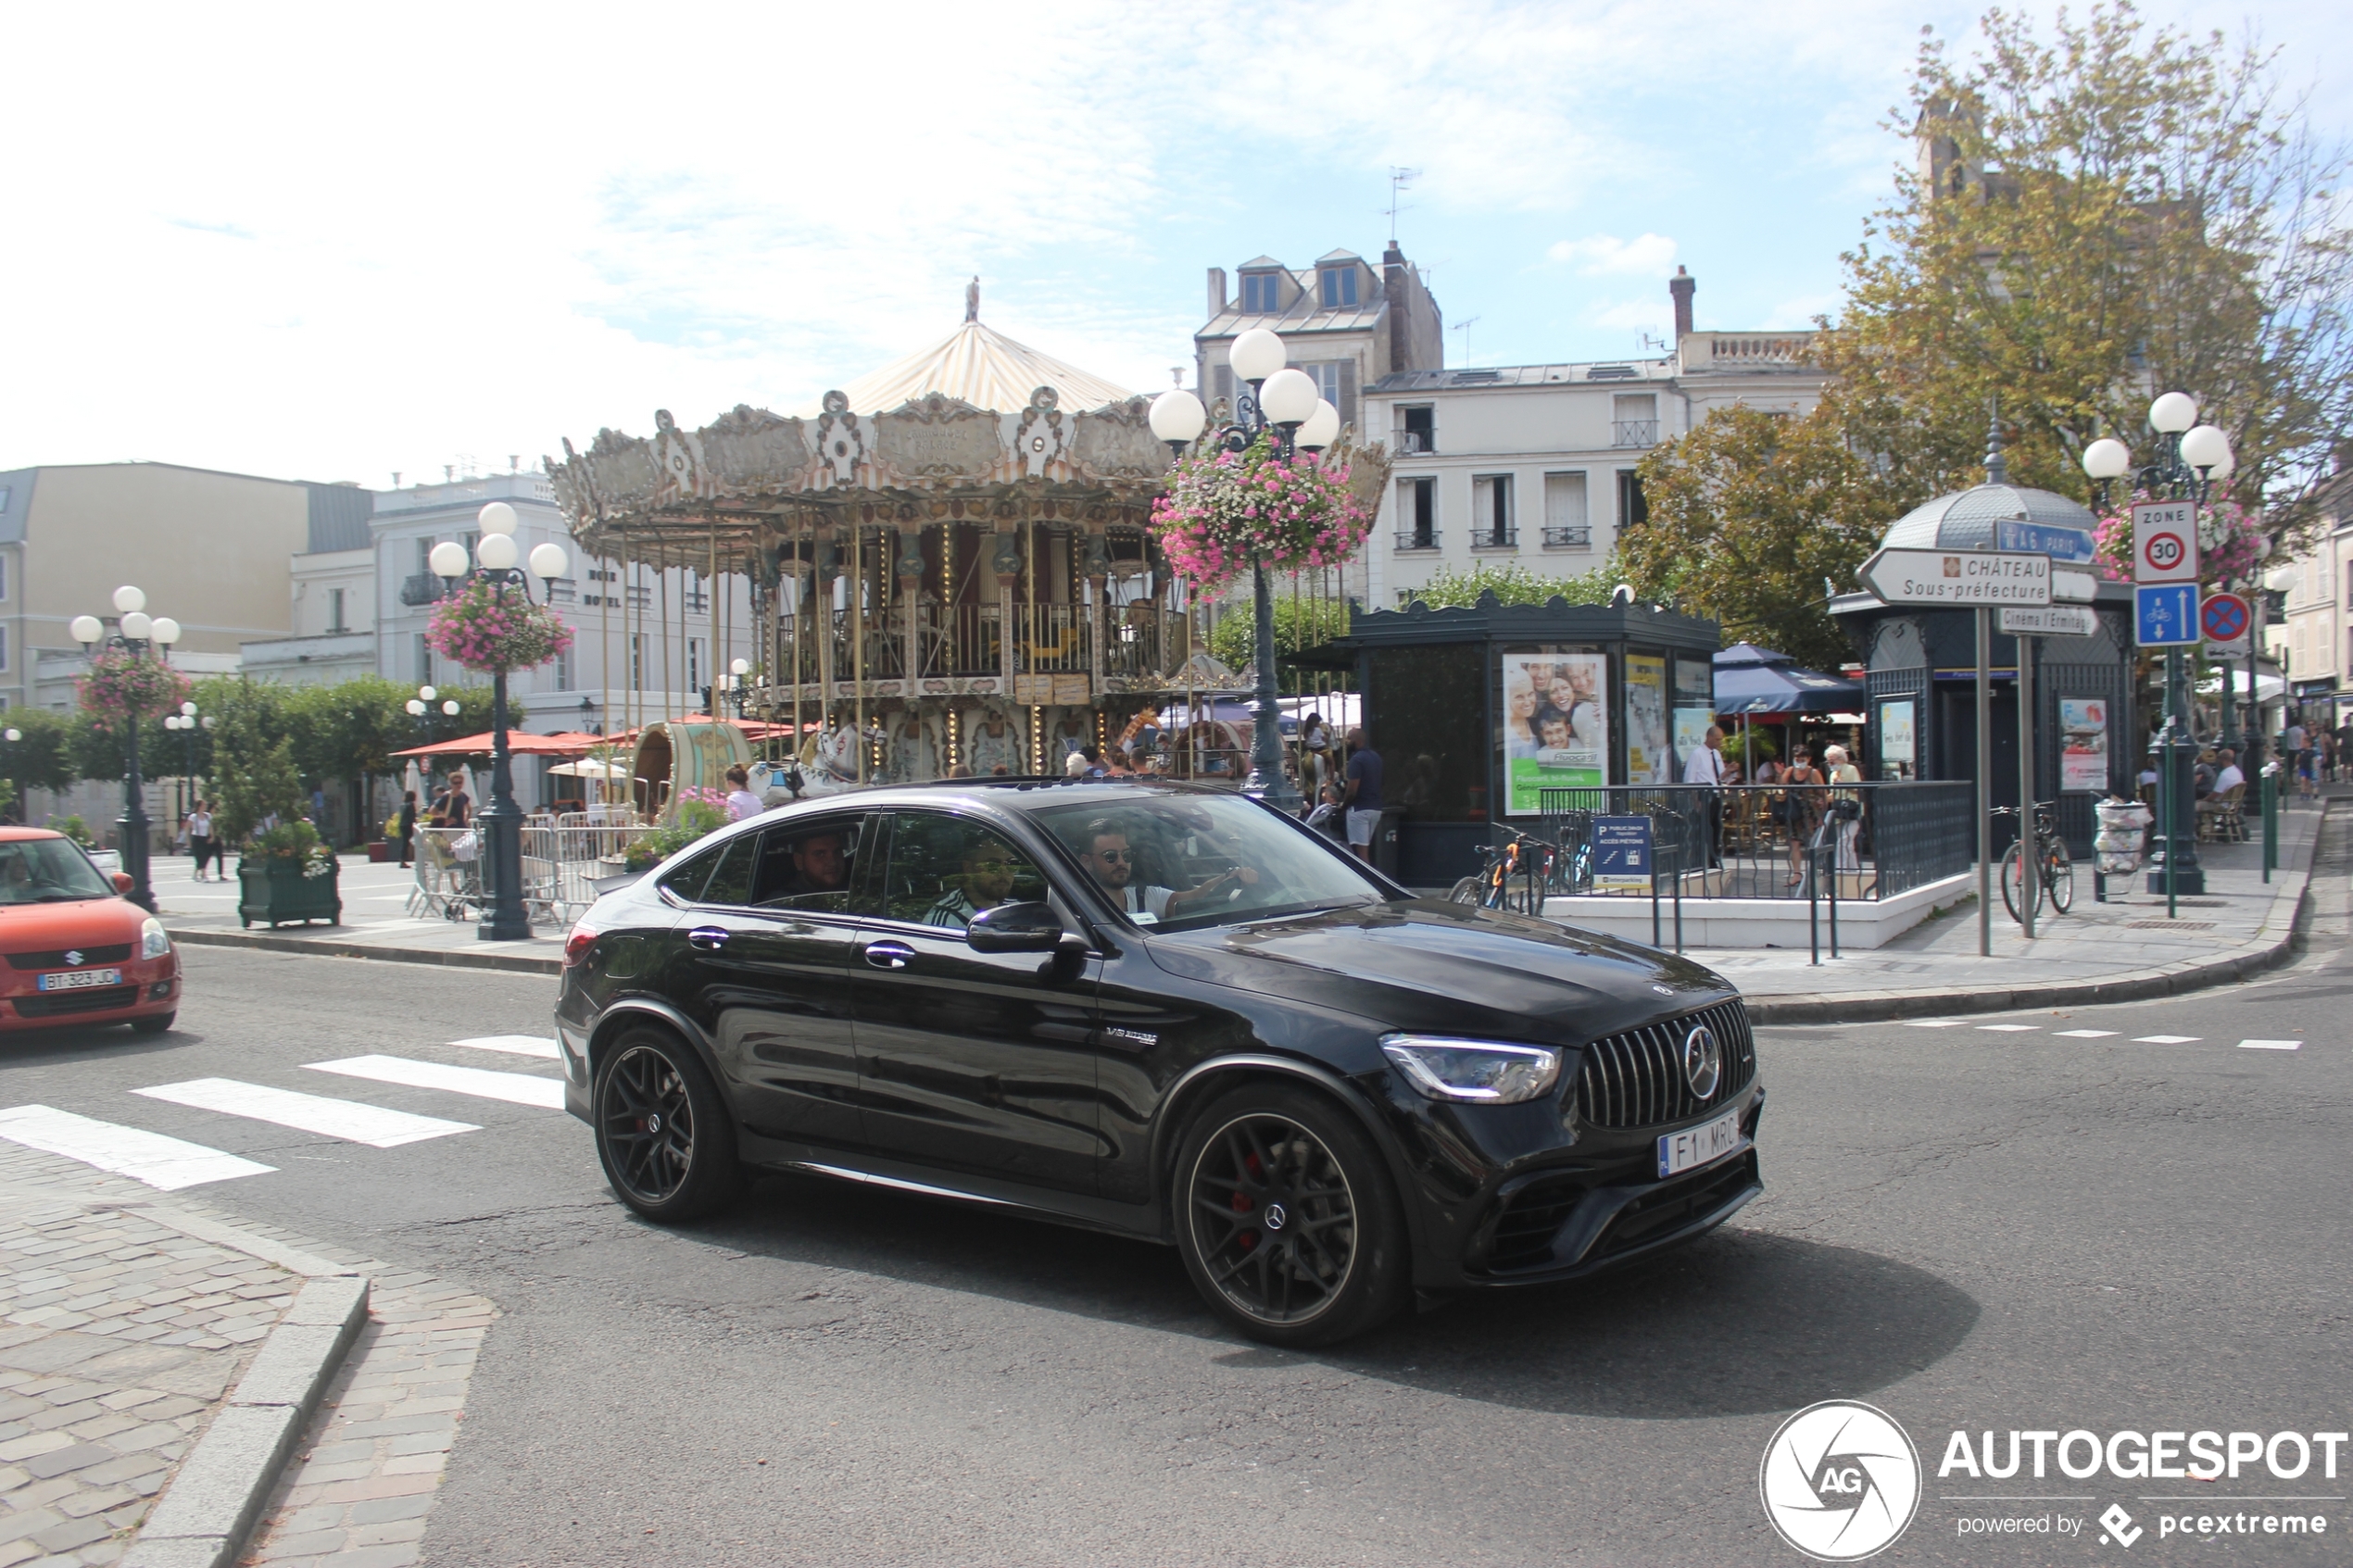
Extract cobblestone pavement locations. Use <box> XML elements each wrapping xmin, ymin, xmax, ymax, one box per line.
<box><xmin>0</xmin><ymin>1155</ymin><xmax>297</xmax><ymax>1568</ymax></box>
<box><xmin>0</xmin><ymin>1146</ymin><xmax>493</xmax><ymax>1568</ymax></box>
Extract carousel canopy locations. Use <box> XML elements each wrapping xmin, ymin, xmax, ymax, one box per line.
<box><xmin>794</xmin><ymin>316</ymin><xmax>1133</xmax><ymax>420</ymax></box>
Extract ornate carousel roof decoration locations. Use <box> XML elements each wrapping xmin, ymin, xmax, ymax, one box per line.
<box><xmin>544</xmin><ymin>282</ymin><xmax>1175</xmax><ymax>567</ymax></box>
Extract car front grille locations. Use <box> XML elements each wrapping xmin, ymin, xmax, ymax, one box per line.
<box><xmin>14</xmin><ymin>985</ymin><xmax>140</xmax><ymax>1018</ymax></box>
<box><xmin>1486</xmin><ymin>1174</ymin><xmax>1588</xmax><ymax>1273</ymax></box>
<box><xmin>6</xmin><ymin>945</ymin><xmax>132</xmax><ymax>971</ymax></box>
<box><xmin>1589</xmin><ymin>1152</ymin><xmax>1760</xmax><ymax>1262</ymax></box>
<box><xmin>1575</xmin><ymin>999</ymin><xmax>1755</xmax><ymax>1129</ymax></box>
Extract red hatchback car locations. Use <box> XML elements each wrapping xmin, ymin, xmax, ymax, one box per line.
<box><xmin>0</xmin><ymin>828</ymin><xmax>179</xmax><ymax>1035</ymax></box>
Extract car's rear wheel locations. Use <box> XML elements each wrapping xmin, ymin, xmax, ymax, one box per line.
<box><xmin>594</xmin><ymin>1026</ymin><xmax>741</xmax><ymax>1223</ymax></box>
<box><xmin>1174</xmin><ymin>1083</ymin><xmax>1407</xmax><ymax>1348</ymax></box>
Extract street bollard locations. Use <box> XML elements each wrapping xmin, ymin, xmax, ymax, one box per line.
<box><xmin>2261</xmin><ymin>761</ymin><xmax>2279</xmax><ymax>880</ymax></box>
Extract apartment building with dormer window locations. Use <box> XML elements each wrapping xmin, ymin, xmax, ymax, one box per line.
<box><xmin>1194</xmin><ymin>244</ymin><xmax>1445</xmax><ymax>438</ymax></box>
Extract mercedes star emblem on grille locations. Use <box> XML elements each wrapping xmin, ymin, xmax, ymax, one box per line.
<box><xmin>1680</xmin><ymin>1025</ymin><xmax>1721</xmax><ymax>1098</ymax></box>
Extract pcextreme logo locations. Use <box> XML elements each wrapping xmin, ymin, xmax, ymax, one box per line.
<box><xmin>1760</xmin><ymin>1400</ymin><xmax>1923</xmax><ymax>1561</ymax></box>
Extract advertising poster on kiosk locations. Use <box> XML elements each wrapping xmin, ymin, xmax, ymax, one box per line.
<box><xmin>2059</xmin><ymin>698</ymin><xmax>2108</xmax><ymax>792</ymax></box>
<box><xmin>1503</xmin><ymin>652</ymin><xmax>1607</xmax><ymax>815</ymax></box>
<box><xmin>1626</xmin><ymin>655</ymin><xmax>1669</xmax><ymax>785</ymax></box>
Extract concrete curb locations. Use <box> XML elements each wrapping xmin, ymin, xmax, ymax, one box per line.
<box><xmin>121</xmin><ymin>1273</ymin><xmax>371</xmax><ymax>1568</ymax></box>
<box><xmin>167</xmin><ymin>924</ymin><xmax>562</xmax><ymax>976</ymax></box>
<box><xmin>1747</xmin><ymin>816</ymin><xmax>2324</xmax><ymax>1025</ymax></box>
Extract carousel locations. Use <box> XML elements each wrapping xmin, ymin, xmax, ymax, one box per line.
<box><xmin>545</xmin><ymin>285</ymin><xmax>1378</xmax><ymax>796</ymax></box>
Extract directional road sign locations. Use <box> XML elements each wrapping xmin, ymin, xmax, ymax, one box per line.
<box><xmin>2132</xmin><ymin>500</ymin><xmax>2199</xmax><ymax>583</ymax></box>
<box><xmin>2200</xmin><ymin>592</ymin><xmax>2252</xmax><ymax>654</ymax></box>
<box><xmin>2135</xmin><ymin>583</ymin><xmax>2198</xmax><ymax>647</ymax></box>
<box><xmin>2051</xmin><ymin>567</ymin><xmax>2101</xmax><ymax>603</ymax></box>
<box><xmin>2000</xmin><ymin>605</ymin><xmax>2099</xmax><ymax>637</ymax></box>
<box><xmin>1995</xmin><ymin>520</ymin><xmax>2098</xmax><ymax>564</ymax></box>
<box><xmin>1856</xmin><ymin>549</ymin><xmax>2052</xmax><ymax>607</ymax></box>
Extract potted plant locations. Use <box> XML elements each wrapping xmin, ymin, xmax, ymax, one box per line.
<box><xmin>236</xmin><ymin>819</ymin><xmax>343</xmax><ymax>928</ymax></box>
<box><xmin>617</xmin><ymin>790</ymin><xmax>729</xmax><ymax>876</ymax></box>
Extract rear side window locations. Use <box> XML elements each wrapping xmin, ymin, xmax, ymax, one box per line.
<box><xmin>880</xmin><ymin>812</ymin><xmax>1047</xmax><ymax>928</ymax></box>
<box><xmin>657</xmin><ymin>843</ymin><xmax>725</xmax><ymax>904</ymax></box>
<box><xmin>748</xmin><ymin>818</ymin><xmax>866</xmax><ymax>913</ymax></box>
<box><xmin>698</xmin><ymin>835</ymin><xmax>758</xmax><ymax>907</ymax></box>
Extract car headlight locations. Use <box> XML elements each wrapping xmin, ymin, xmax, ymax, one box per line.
<box><xmin>1380</xmin><ymin>1035</ymin><xmax>1561</xmax><ymax>1104</ymax></box>
<box><xmin>140</xmin><ymin>917</ymin><xmax>170</xmax><ymax>960</ymax></box>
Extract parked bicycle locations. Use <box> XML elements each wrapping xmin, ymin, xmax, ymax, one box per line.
<box><xmin>1994</xmin><ymin>800</ymin><xmax>2074</xmax><ymax>924</ymax></box>
<box><xmin>1448</xmin><ymin>826</ymin><xmax>1556</xmax><ymax>915</ymax></box>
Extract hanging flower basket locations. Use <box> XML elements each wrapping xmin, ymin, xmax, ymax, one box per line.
<box><xmin>76</xmin><ymin>647</ymin><xmax>191</xmax><ymax>726</ymax></box>
<box><xmin>425</xmin><ymin>576</ymin><xmax>576</xmax><ymax>673</ymax></box>
<box><xmin>1150</xmin><ymin>433</ymin><xmax>1372</xmax><ymax>594</ymax></box>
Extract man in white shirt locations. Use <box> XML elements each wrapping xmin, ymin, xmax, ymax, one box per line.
<box><xmin>1682</xmin><ymin>724</ymin><xmax>1727</xmax><ymax>867</ymax></box>
<box><xmin>1079</xmin><ymin>817</ymin><xmax>1255</xmax><ymax>924</ymax></box>
<box><xmin>2212</xmin><ymin>747</ymin><xmax>2245</xmax><ymax>795</ymax></box>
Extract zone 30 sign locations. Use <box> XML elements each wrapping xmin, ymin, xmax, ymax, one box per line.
<box><xmin>2133</xmin><ymin>501</ymin><xmax>2200</xmax><ymax>584</ymax></box>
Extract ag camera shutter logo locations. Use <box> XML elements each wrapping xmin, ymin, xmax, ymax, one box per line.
<box><xmin>1760</xmin><ymin>1400</ymin><xmax>1921</xmax><ymax>1561</ymax></box>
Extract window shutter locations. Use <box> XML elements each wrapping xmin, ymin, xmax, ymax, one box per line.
<box><xmin>1214</xmin><ymin>364</ymin><xmax>1233</xmax><ymax>408</ymax></box>
<box><xmin>1338</xmin><ymin>359</ymin><xmax>1358</xmax><ymax>432</ymax></box>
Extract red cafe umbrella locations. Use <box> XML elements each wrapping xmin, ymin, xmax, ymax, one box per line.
<box><xmin>392</xmin><ymin>730</ymin><xmax>606</xmax><ymax>759</ymax></box>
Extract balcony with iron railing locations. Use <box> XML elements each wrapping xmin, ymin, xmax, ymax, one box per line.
<box><xmin>1395</xmin><ymin>532</ymin><xmax>1441</xmax><ymax>552</ymax></box>
<box><xmin>1393</xmin><ymin>430</ymin><xmax>1434</xmax><ymax>455</ymax></box>
<box><xmin>1541</xmin><ymin>524</ymin><xmax>1592</xmax><ymax>550</ymax></box>
<box><xmin>1612</xmin><ymin>420</ymin><xmax>1659</xmax><ymax>448</ymax></box>
<box><xmin>1469</xmin><ymin>529</ymin><xmax>1519</xmax><ymax>551</ymax></box>
<box><xmin>397</xmin><ymin>572</ymin><xmax>446</xmax><ymax>608</ymax></box>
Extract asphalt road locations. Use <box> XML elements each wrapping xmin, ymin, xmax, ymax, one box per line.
<box><xmin>1</xmin><ymin>853</ymin><xmax>2347</xmax><ymax>1565</ymax></box>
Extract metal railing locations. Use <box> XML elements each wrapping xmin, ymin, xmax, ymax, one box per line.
<box><xmin>397</xmin><ymin>573</ymin><xmax>447</xmax><ymax>608</ymax></box>
<box><xmin>409</xmin><ymin>815</ymin><xmax>657</xmax><ymax>926</ymax></box>
<box><xmin>1541</xmin><ymin>524</ymin><xmax>1592</xmax><ymax>549</ymax></box>
<box><xmin>1534</xmin><ymin>781</ymin><xmax>1976</xmax><ymax>902</ymax></box>
<box><xmin>1394</xmin><ymin>531</ymin><xmax>1441</xmax><ymax>552</ymax></box>
<box><xmin>1394</xmin><ymin>430</ymin><xmax>1434</xmax><ymax>454</ymax></box>
<box><xmin>1470</xmin><ymin>529</ymin><xmax>1519</xmax><ymax>550</ymax></box>
<box><xmin>1611</xmin><ymin>420</ymin><xmax>1659</xmax><ymax>448</ymax></box>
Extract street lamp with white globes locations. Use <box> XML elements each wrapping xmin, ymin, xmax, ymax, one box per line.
<box><xmin>1147</xmin><ymin>331</ymin><xmax>1352</xmax><ymax>811</ymax></box>
<box><xmin>71</xmin><ymin>584</ymin><xmax>182</xmax><ymax>911</ymax></box>
<box><xmin>428</xmin><ymin>505</ymin><xmax>572</xmax><ymax>941</ymax></box>
<box><xmin>161</xmin><ymin>699</ymin><xmax>214</xmax><ymax>830</ymax></box>
<box><xmin>2079</xmin><ymin>392</ymin><xmax>2241</xmax><ymax>898</ymax></box>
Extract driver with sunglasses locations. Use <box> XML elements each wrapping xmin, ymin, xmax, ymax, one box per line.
<box><xmin>1078</xmin><ymin>814</ymin><xmax>1256</xmax><ymax>924</ymax></box>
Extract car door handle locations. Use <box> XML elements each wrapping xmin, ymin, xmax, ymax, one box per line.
<box><xmin>862</xmin><ymin>940</ymin><xmax>914</xmax><ymax>971</ymax></box>
<box><xmin>686</xmin><ymin>926</ymin><xmax>730</xmax><ymax>951</ymax></box>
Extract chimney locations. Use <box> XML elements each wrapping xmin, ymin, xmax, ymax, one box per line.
<box><xmin>1669</xmin><ymin>267</ymin><xmax>1695</xmax><ymax>338</ymax></box>
<box><xmin>1207</xmin><ymin>267</ymin><xmax>1227</xmax><ymax>318</ymax></box>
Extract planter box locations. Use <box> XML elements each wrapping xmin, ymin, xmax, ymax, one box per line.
<box><xmin>237</xmin><ymin>856</ymin><xmax>344</xmax><ymax>929</ymax></box>
<box><xmin>367</xmin><ymin>840</ymin><xmax>395</xmax><ymax>863</ymax></box>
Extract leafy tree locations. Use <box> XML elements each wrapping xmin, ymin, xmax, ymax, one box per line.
<box><xmin>1822</xmin><ymin>3</ymin><xmax>2353</xmax><ymax>533</ymax></box>
<box><xmin>1206</xmin><ymin>596</ymin><xmax>1353</xmax><ymax>695</ymax></box>
<box><xmin>1627</xmin><ymin>405</ymin><xmax>1888</xmax><ymax>670</ymax></box>
<box><xmin>1404</xmin><ymin>559</ymin><xmax>1628</xmax><ymax>609</ymax></box>
<box><xmin>0</xmin><ymin>709</ymin><xmax>79</xmax><ymax>797</ymax></box>
<box><xmin>208</xmin><ymin>681</ymin><xmax>308</xmax><ymax>847</ymax></box>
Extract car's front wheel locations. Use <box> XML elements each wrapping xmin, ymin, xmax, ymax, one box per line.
<box><xmin>1174</xmin><ymin>1083</ymin><xmax>1407</xmax><ymax>1347</ymax></box>
<box><xmin>593</xmin><ymin>1026</ymin><xmax>741</xmax><ymax>1223</ymax></box>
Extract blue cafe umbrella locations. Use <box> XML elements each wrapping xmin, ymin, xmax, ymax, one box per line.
<box><xmin>1712</xmin><ymin>644</ymin><xmax>1866</xmax><ymax>715</ymax></box>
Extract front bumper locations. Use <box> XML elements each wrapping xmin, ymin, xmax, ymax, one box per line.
<box><xmin>0</xmin><ymin>961</ymin><xmax>178</xmax><ymax>1028</ymax></box>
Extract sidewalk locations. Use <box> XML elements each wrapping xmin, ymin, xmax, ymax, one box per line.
<box><xmin>1725</xmin><ymin>797</ymin><xmax>2327</xmax><ymax>1022</ymax></box>
<box><xmin>0</xmin><ymin>1149</ymin><xmax>493</xmax><ymax>1568</ymax></box>
<box><xmin>155</xmin><ymin>799</ymin><xmax>2335</xmax><ymax>1020</ymax></box>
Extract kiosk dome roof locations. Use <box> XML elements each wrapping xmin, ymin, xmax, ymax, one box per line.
<box><xmin>1880</xmin><ymin>481</ymin><xmax>2096</xmax><ymax>552</ymax></box>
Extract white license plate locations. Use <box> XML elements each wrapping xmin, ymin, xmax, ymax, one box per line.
<box><xmin>37</xmin><ymin>969</ymin><xmax>121</xmax><ymax>992</ymax></box>
<box><xmin>1657</xmin><ymin>1106</ymin><xmax>1744</xmax><ymax>1177</ymax></box>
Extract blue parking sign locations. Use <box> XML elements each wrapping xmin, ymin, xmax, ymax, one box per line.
<box><xmin>2134</xmin><ymin>583</ymin><xmax>2198</xmax><ymax>647</ymax></box>
<box><xmin>1592</xmin><ymin>816</ymin><xmax>1653</xmax><ymax>892</ymax></box>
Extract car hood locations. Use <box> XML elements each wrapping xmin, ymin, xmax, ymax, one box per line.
<box><xmin>0</xmin><ymin>897</ymin><xmax>145</xmax><ymax>943</ymax></box>
<box><xmin>1142</xmin><ymin>898</ymin><xmax>1735</xmax><ymax>1047</ymax></box>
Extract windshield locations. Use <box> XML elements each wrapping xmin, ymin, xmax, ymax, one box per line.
<box><xmin>0</xmin><ymin>838</ymin><xmax>115</xmax><ymax>905</ymax></box>
<box><xmin>1035</xmin><ymin>793</ymin><xmax>1385</xmax><ymax>933</ymax></box>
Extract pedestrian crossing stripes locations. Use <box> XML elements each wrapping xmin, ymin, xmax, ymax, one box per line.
<box><xmin>2055</xmin><ymin>1029</ymin><xmax>2118</xmax><ymax>1037</ymax></box>
<box><xmin>1976</xmin><ymin>1023</ymin><xmax>2038</xmax><ymax>1032</ymax></box>
<box><xmin>1905</xmin><ymin>1021</ymin><xmax>1970</xmax><ymax>1028</ymax></box>
<box><xmin>1896</xmin><ymin>1023</ymin><xmax>2306</xmax><ymax>1050</ymax></box>
<box><xmin>306</xmin><ymin>1054</ymin><xmax>568</xmax><ymax>1109</ymax></box>
<box><xmin>451</xmin><ymin>1035</ymin><xmax>561</xmax><ymax>1060</ymax></box>
<box><xmin>134</xmin><ymin>1078</ymin><xmax>478</xmax><ymax>1148</ymax></box>
<box><xmin>2133</xmin><ymin>1035</ymin><xmax>2200</xmax><ymax>1044</ymax></box>
<box><xmin>0</xmin><ymin>1104</ymin><xmax>274</xmax><ymax>1190</ymax></box>
<box><xmin>2238</xmin><ymin>1039</ymin><xmax>2302</xmax><ymax>1050</ymax></box>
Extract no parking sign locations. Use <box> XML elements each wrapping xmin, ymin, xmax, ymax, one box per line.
<box><xmin>2201</xmin><ymin>592</ymin><xmax>2251</xmax><ymax>654</ymax></box>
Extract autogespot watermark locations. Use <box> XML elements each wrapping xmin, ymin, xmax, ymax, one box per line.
<box><xmin>1759</xmin><ymin>1400</ymin><xmax>1923</xmax><ymax>1561</ymax></box>
<box><xmin>1763</xmin><ymin>1409</ymin><xmax>2347</xmax><ymax>1558</ymax></box>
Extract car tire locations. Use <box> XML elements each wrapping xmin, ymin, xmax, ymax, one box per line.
<box><xmin>129</xmin><ymin>1013</ymin><xmax>175</xmax><ymax>1035</ymax></box>
<box><xmin>1173</xmin><ymin>1082</ymin><xmax>1408</xmax><ymax>1348</ymax></box>
<box><xmin>592</xmin><ymin>1025</ymin><xmax>743</xmax><ymax>1223</ymax></box>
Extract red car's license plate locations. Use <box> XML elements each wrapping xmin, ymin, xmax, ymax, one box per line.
<box><xmin>37</xmin><ymin>969</ymin><xmax>122</xmax><ymax>991</ymax></box>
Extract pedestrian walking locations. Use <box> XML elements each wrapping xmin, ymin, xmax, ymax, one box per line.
<box><xmin>396</xmin><ymin>790</ymin><xmax>418</xmax><ymax>868</ymax></box>
<box><xmin>442</xmin><ymin>771</ymin><xmax>472</xmax><ymax>828</ymax></box>
<box><xmin>1682</xmin><ymin>724</ymin><xmax>1726</xmax><ymax>868</ymax></box>
<box><xmin>1341</xmin><ymin>727</ymin><xmax>1383</xmax><ymax>864</ymax></box>
<box><xmin>1781</xmin><ymin>746</ymin><xmax>1823</xmax><ymax>886</ymax></box>
<box><xmin>186</xmin><ymin>800</ymin><xmax>216</xmax><ymax>882</ymax></box>
<box><xmin>1824</xmin><ymin>745</ymin><xmax>1864</xmax><ymax>873</ymax></box>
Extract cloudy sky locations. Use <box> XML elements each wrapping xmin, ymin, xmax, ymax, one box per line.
<box><xmin>3</xmin><ymin>2</ymin><xmax>2342</xmax><ymax>487</ymax></box>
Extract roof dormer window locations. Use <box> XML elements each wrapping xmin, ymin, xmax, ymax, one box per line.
<box><xmin>1241</xmin><ymin>271</ymin><xmax>1283</xmax><ymax>314</ymax></box>
<box><xmin>1318</xmin><ymin>267</ymin><xmax>1359</xmax><ymax>308</ymax></box>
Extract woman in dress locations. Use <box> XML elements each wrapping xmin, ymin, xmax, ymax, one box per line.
<box><xmin>1781</xmin><ymin>745</ymin><xmax>1823</xmax><ymax>886</ymax></box>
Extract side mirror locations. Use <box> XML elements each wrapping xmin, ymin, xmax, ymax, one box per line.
<box><xmin>111</xmin><ymin>872</ymin><xmax>134</xmax><ymax>895</ymax></box>
<box><xmin>965</xmin><ymin>900</ymin><xmax>1063</xmax><ymax>954</ymax></box>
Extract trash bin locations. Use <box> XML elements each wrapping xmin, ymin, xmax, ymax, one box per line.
<box><xmin>1373</xmin><ymin>808</ymin><xmax>1407</xmax><ymax>878</ymax></box>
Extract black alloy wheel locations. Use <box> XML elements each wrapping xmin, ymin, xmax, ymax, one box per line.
<box><xmin>594</xmin><ymin>1026</ymin><xmax>741</xmax><ymax>1222</ymax></box>
<box><xmin>1175</xmin><ymin>1083</ymin><xmax>1407</xmax><ymax>1347</ymax></box>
